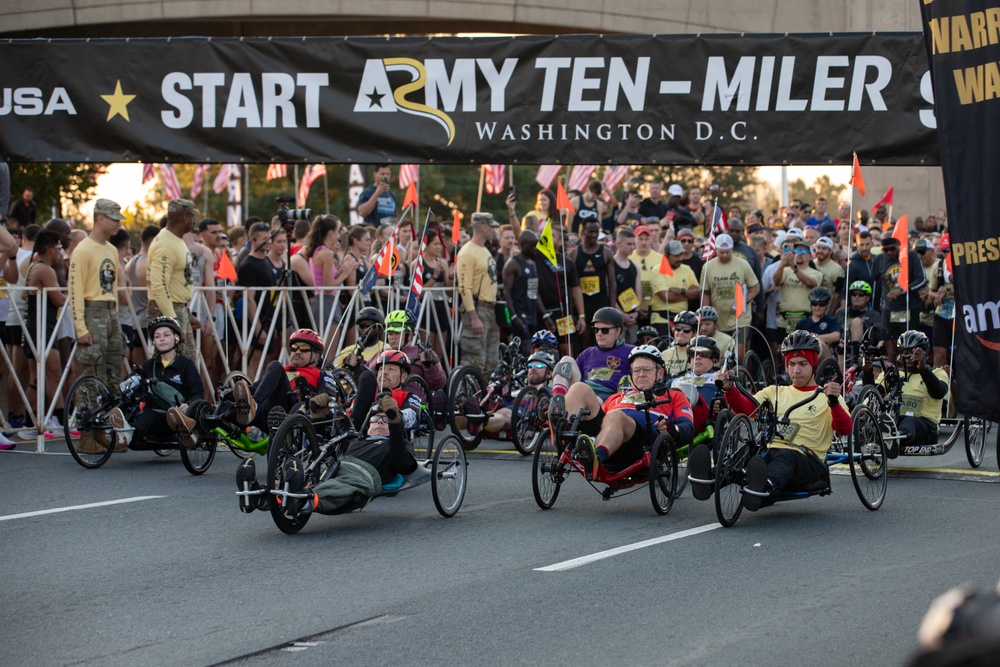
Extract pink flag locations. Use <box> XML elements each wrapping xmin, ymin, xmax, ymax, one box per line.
<box><xmin>297</xmin><ymin>164</ymin><xmax>326</xmax><ymax>207</ymax></box>
<box><xmin>701</xmin><ymin>205</ymin><xmax>730</xmax><ymax>261</ymax></box>
<box><xmin>399</xmin><ymin>164</ymin><xmax>419</xmax><ymax>189</ymax></box>
<box><xmin>484</xmin><ymin>165</ymin><xmax>506</xmax><ymax>195</ymax></box>
<box><xmin>212</xmin><ymin>164</ymin><xmax>232</xmax><ymax>194</ymax></box>
<box><xmin>190</xmin><ymin>163</ymin><xmax>210</xmax><ymax>199</ymax></box>
<box><xmin>157</xmin><ymin>164</ymin><xmax>182</xmax><ymax>200</ymax></box>
<box><xmin>600</xmin><ymin>165</ymin><xmax>630</xmax><ymax>203</ymax></box>
<box><xmin>535</xmin><ymin>165</ymin><xmax>563</xmax><ymax>189</ymax></box>
<box><xmin>567</xmin><ymin>165</ymin><xmax>596</xmax><ymax>192</ymax></box>
<box><xmin>141</xmin><ymin>163</ymin><xmax>156</xmax><ymax>184</ymax></box>
<box><xmin>266</xmin><ymin>163</ymin><xmax>288</xmax><ymax>181</ymax></box>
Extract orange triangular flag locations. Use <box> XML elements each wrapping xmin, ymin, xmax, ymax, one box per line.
<box><xmin>945</xmin><ymin>251</ymin><xmax>953</xmax><ymax>276</ymax></box>
<box><xmin>734</xmin><ymin>283</ymin><xmax>746</xmax><ymax>318</ymax></box>
<box><xmin>850</xmin><ymin>152</ymin><xmax>866</xmax><ymax>197</ymax></box>
<box><xmin>217</xmin><ymin>250</ymin><xmax>238</xmax><ymax>282</ymax></box>
<box><xmin>658</xmin><ymin>253</ymin><xmax>673</xmax><ymax>277</ymax></box>
<box><xmin>403</xmin><ymin>182</ymin><xmax>418</xmax><ymax>210</ymax></box>
<box><xmin>892</xmin><ymin>214</ymin><xmax>909</xmax><ymax>291</ymax></box>
<box><xmin>452</xmin><ymin>210</ymin><xmax>461</xmax><ymax>246</ymax></box>
<box><xmin>556</xmin><ymin>180</ymin><xmax>576</xmax><ymax>216</ymax></box>
<box><xmin>377</xmin><ymin>237</ymin><xmax>400</xmax><ymax>277</ymax></box>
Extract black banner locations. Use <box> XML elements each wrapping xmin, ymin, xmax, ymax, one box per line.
<box><xmin>921</xmin><ymin>2</ymin><xmax>1000</xmax><ymax>422</ymax></box>
<box><xmin>0</xmin><ymin>33</ymin><xmax>937</xmax><ymax>165</ymax></box>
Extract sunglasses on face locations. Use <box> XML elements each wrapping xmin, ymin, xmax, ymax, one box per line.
<box><xmin>593</xmin><ymin>326</ymin><xmax>618</xmax><ymax>334</ymax></box>
<box><xmin>850</xmin><ymin>292</ymin><xmax>868</xmax><ymax>298</ymax></box>
<box><xmin>289</xmin><ymin>343</ymin><xmax>314</xmax><ymax>353</ymax></box>
<box><xmin>370</xmin><ymin>414</ymin><xmax>389</xmax><ymax>424</ymax></box>
<box><xmin>692</xmin><ymin>351</ymin><xmax>714</xmax><ymax>359</ymax></box>
<box><xmin>811</xmin><ymin>301</ymin><xmax>829</xmax><ymax>307</ymax></box>
<box><xmin>527</xmin><ymin>362</ymin><xmax>549</xmax><ymax>370</ymax></box>
<box><xmin>794</xmin><ymin>248</ymin><xmax>809</xmax><ymax>255</ymax></box>
<box><xmin>680</xmin><ymin>238</ymin><xmax>693</xmax><ymax>244</ymax></box>
<box><xmin>674</xmin><ymin>326</ymin><xmax>694</xmax><ymax>334</ymax></box>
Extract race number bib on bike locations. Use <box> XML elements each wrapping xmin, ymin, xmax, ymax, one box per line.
<box><xmin>775</xmin><ymin>422</ymin><xmax>801</xmax><ymax>442</ymax></box>
<box><xmin>580</xmin><ymin>276</ymin><xmax>600</xmax><ymax>296</ymax></box>
<box><xmin>890</xmin><ymin>310</ymin><xmax>908</xmax><ymax>324</ymax></box>
<box><xmin>556</xmin><ymin>315</ymin><xmax>573</xmax><ymax>336</ymax></box>
<box><xmin>618</xmin><ymin>287</ymin><xmax>639</xmax><ymax>312</ymax></box>
<box><xmin>900</xmin><ymin>394</ymin><xmax>923</xmax><ymax>417</ymax></box>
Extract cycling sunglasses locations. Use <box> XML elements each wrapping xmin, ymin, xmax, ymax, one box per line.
<box><xmin>289</xmin><ymin>343</ymin><xmax>314</xmax><ymax>353</ymax></box>
<box><xmin>370</xmin><ymin>414</ymin><xmax>389</xmax><ymax>424</ymax></box>
<box><xmin>593</xmin><ymin>326</ymin><xmax>618</xmax><ymax>334</ymax></box>
<box><xmin>527</xmin><ymin>361</ymin><xmax>549</xmax><ymax>370</ymax></box>
<box><xmin>674</xmin><ymin>326</ymin><xmax>694</xmax><ymax>334</ymax></box>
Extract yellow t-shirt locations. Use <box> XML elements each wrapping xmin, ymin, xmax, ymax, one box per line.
<box><xmin>629</xmin><ymin>250</ymin><xmax>663</xmax><ymax>311</ymax></box>
<box><xmin>147</xmin><ymin>229</ymin><xmax>195</xmax><ymax>318</ymax></box>
<box><xmin>68</xmin><ymin>237</ymin><xmax>119</xmax><ymax>336</ymax></box>
<box><xmin>777</xmin><ymin>265</ymin><xmax>824</xmax><ymax>316</ymax></box>
<box><xmin>877</xmin><ymin>367</ymin><xmax>950</xmax><ymax>426</ymax></box>
<box><xmin>712</xmin><ymin>330</ymin><xmax>733</xmax><ymax>354</ymax></box>
<box><xmin>455</xmin><ymin>242</ymin><xmax>498</xmax><ymax>312</ymax></box>
<box><xmin>663</xmin><ymin>262</ymin><xmax>698</xmax><ymax>317</ymax></box>
<box><xmin>662</xmin><ymin>344</ymin><xmax>691</xmax><ymax>377</ymax></box>
<box><xmin>753</xmin><ymin>384</ymin><xmax>848</xmax><ymax>458</ymax></box>
<box><xmin>334</xmin><ymin>340</ymin><xmax>386</xmax><ymax>368</ymax></box>
<box><xmin>701</xmin><ymin>256</ymin><xmax>758</xmax><ymax>330</ymax></box>
<box><xmin>815</xmin><ymin>259</ymin><xmax>845</xmax><ymax>294</ymax></box>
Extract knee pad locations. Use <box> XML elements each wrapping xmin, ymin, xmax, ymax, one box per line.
<box><xmin>554</xmin><ymin>357</ymin><xmax>580</xmax><ymax>383</ymax></box>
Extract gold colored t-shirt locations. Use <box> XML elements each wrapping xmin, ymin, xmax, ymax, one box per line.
<box><xmin>664</xmin><ymin>262</ymin><xmax>698</xmax><ymax>317</ymax></box>
<box><xmin>815</xmin><ymin>259</ymin><xmax>845</xmax><ymax>294</ymax></box>
<box><xmin>778</xmin><ymin>265</ymin><xmax>824</xmax><ymax>315</ymax></box>
<box><xmin>68</xmin><ymin>237</ymin><xmax>119</xmax><ymax>336</ymax></box>
<box><xmin>147</xmin><ymin>229</ymin><xmax>195</xmax><ymax>318</ymax></box>
<box><xmin>753</xmin><ymin>385</ymin><xmax>848</xmax><ymax>458</ymax></box>
<box><xmin>662</xmin><ymin>344</ymin><xmax>691</xmax><ymax>377</ymax></box>
<box><xmin>456</xmin><ymin>242</ymin><xmax>498</xmax><ymax>312</ymax></box>
<box><xmin>701</xmin><ymin>256</ymin><xmax>758</xmax><ymax>330</ymax></box>
<box><xmin>878</xmin><ymin>367</ymin><xmax>950</xmax><ymax>426</ymax></box>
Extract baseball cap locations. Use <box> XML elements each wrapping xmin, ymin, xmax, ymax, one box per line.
<box><xmin>665</xmin><ymin>240</ymin><xmax>684</xmax><ymax>255</ymax></box>
<box><xmin>667</xmin><ymin>184</ymin><xmax>684</xmax><ymax>197</ymax></box>
<box><xmin>785</xmin><ymin>228</ymin><xmax>805</xmax><ymax>241</ymax></box>
<box><xmin>715</xmin><ymin>233</ymin><xmax>734</xmax><ymax>250</ymax></box>
<box><xmin>819</xmin><ymin>220</ymin><xmax>837</xmax><ymax>236</ymax></box>
<box><xmin>914</xmin><ymin>238</ymin><xmax>932</xmax><ymax>251</ymax></box>
<box><xmin>746</xmin><ymin>222</ymin><xmax>764</xmax><ymax>235</ymax></box>
<box><xmin>940</xmin><ymin>233</ymin><xmax>951</xmax><ymax>251</ymax></box>
<box><xmin>93</xmin><ymin>198</ymin><xmax>126</xmax><ymax>221</ymax></box>
<box><xmin>676</xmin><ymin>228</ymin><xmax>694</xmax><ymax>239</ymax></box>
<box><xmin>470</xmin><ymin>212</ymin><xmax>499</xmax><ymax>228</ymax></box>
<box><xmin>167</xmin><ymin>198</ymin><xmax>198</xmax><ymax>216</ymax></box>
<box><xmin>634</xmin><ymin>225</ymin><xmax>651</xmax><ymax>236</ymax></box>
<box><xmin>815</xmin><ymin>236</ymin><xmax>835</xmax><ymax>250</ymax></box>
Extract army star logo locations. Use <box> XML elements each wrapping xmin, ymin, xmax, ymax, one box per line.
<box><xmin>101</xmin><ymin>80</ymin><xmax>136</xmax><ymax>122</ymax></box>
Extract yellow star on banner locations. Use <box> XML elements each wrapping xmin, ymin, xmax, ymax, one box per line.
<box><xmin>101</xmin><ymin>80</ymin><xmax>136</xmax><ymax>122</ymax></box>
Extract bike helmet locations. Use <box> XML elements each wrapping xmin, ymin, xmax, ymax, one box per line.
<box><xmin>637</xmin><ymin>325</ymin><xmax>658</xmax><ymax>340</ymax></box>
<box><xmin>780</xmin><ymin>330</ymin><xmax>822</xmax><ymax>355</ymax></box>
<box><xmin>687</xmin><ymin>336</ymin><xmax>720</xmax><ymax>360</ymax></box>
<box><xmin>848</xmin><ymin>280</ymin><xmax>872</xmax><ymax>296</ymax></box>
<box><xmin>148</xmin><ymin>316</ymin><xmax>183</xmax><ymax>339</ymax></box>
<box><xmin>527</xmin><ymin>351</ymin><xmax>555</xmax><ymax>370</ymax></box>
<box><xmin>591</xmin><ymin>307</ymin><xmax>624</xmax><ymax>328</ymax></box>
<box><xmin>897</xmin><ymin>329</ymin><xmax>930</xmax><ymax>353</ymax></box>
<box><xmin>289</xmin><ymin>328</ymin><xmax>323</xmax><ymax>352</ymax></box>
<box><xmin>674</xmin><ymin>310</ymin><xmax>699</xmax><ymax>329</ymax></box>
<box><xmin>385</xmin><ymin>309</ymin><xmax>412</xmax><ymax>333</ymax></box>
<box><xmin>696</xmin><ymin>306</ymin><xmax>718</xmax><ymax>322</ymax></box>
<box><xmin>374</xmin><ymin>349</ymin><xmax>411</xmax><ymax>373</ymax></box>
<box><xmin>531</xmin><ymin>329</ymin><xmax>559</xmax><ymax>349</ymax></box>
<box><xmin>629</xmin><ymin>344</ymin><xmax>665</xmax><ymax>367</ymax></box>
<box><xmin>357</xmin><ymin>307</ymin><xmax>385</xmax><ymax>327</ymax></box>
<box><xmin>809</xmin><ymin>286</ymin><xmax>833</xmax><ymax>304</ymax></box>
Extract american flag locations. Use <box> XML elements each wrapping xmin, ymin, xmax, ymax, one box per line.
<box><xmin>405</xmin><ymin>214</ymin><xmax>434</xmax><ymax>320</ymax></box>
<box><xmin>212</xmin><ymin>164</ymin><xmax>233</xmax><ymax>194</ymax></box>
<box><xmin>297</xmin><ymin>164</ymin><xmax>326</xmax><ymax>207</ymax></box>
<box><xmin>484</xmin><ymin>165</ymin><xmax>506</xmax><ymax>195</ymax></box>
<box><xmin>602</xmin><ymin>165</ymin><xmax>629</xmax><ymax>193</ymax></box>
<box><xmin>535</xmin><ymin>165</ymin><xmax>563</xmax><ymax>189</ymax></box>
<box><xmin>701</xmin><ymin>204</ymin><xmax>730</xmax><ymax>261</ymax></box>
<box><xmin>190</xmin><ymin>163</ymin><xmax>210</xmax><ymax>199</ymax></box>
<box><xmin>567</xmin><ymin>165</ymin><xmax>596</xmax><ymax>192</ymax></box>
<box><xmin>157</xmin><ymin>164</ymin><xmax>183</xmax><ymax>200</ymax></box>
<box><xmin>266</xmin><ymin>163</ymin><xmax>288</xmax><ymax>181</ymax></box>
<box><xmin>361</xmin><ymin>227</ymin><xmax>399</xmax><ymax>295</ymax></box>
<box><xmin>141</xmin><ymin>163</ymin><xmax>156</xmax><ymax>184</ymax></box>
<box><xmin>399</xmin><ymin>164</ymin><xmax>419</xmax><ymax>189</ymax></box>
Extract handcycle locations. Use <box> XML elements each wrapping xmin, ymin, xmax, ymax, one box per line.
<box><xmin>447</xmin><ymin>336</ymin><xmax>527</xmax><ymax>450</ymax></box>
<box><xmin>511</xmin><ymin>383</ymin><xmax>552</xmax><ymax>456</ymax></box>
<box><xmin>531</xmin><ymin>383</ymin><xmax>681</xmax><ymax>515</ymax></box>
<box><xmin>699</xmin><ymin>360</ymin><xmax>887</xmax><ymax>527</ymax></box>
<box><xmin>250</xmin><ymin>404</ymin><xmax>468</xmax><ymax>534</ymax></box>
<box><xmin>64</xmin><ymin>358</ymin><xmax>216</xmax><ymax>475</ymax></box>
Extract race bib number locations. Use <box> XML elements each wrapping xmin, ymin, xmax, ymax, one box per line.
<box><xmin>588</xmin><ymin>367</ymin><xmax>614</xmax><ymax>381</ymax></box>
<box><xmin>715</xmin><ymin>286</ymin><xmax>735</xmax><ymax>300</ymax></box>
<box><xmin>938</xmin><ymin>301</ymin><xmax>955</xmax><ymax>320</ymax></box>
<box><xmin>640</xmin><ymin>281</ymin><xmax>652</xmax><ymax>304</ymax></box>
<box><xmin>776</xmin><ymin>422</ymin><xmax>801</xmax><ymax>442</ymax></box>
<box><xmin>580</xmin><ymin>276</ymin><xmax>600</xmax><ymax>296</ymax></box>
<box><xmin>618</xmin><ymin>287</ymin><xmax>639</xmax><ymax>312</ymax></box>
<box><xmin>890</xmin><ymin>310</ymin><xmax>908</xmax><ymax>323</ymax></box>
<box><xmin>901</xmin><ymin>394</ymin><xmax>923</xmax><ymax>417</ymax></box>
<box><xmin>556</xmin><ymin>316</ymin><xmax>573</xmax><ymax>336</ymax></box>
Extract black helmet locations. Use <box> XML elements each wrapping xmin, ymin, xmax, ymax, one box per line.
<box><xmin>148</xmin><ymin>316</ymin><xmax>183</xmax><ymax>339</ymax></box>
<box><xmin>636</xmin><ymin>325</ymin><xmax>658</xmax><ymax>340</ymax></box>
<box><xmin>357</xmin><ymin>307</ymin><xmax>385</xmax><ymax>327</ymax></box>
<box><xmin>687</xmin><ymin>336</ymin><xmax>720</xmax><ymax>360</ymax></box>
<box><xmin>780</xmin><ymin>330</ymin><xmax>821</xmax><ymax>355</ymax></box>
<box><xmin>809</xmin><ymin>286</ymin><xmax>833</xmax><ymax>304</ymax></box>
<box><xmin>696</xmin><ymin>306</ymin><xmax>718</xmax><ymax>322</ymax></box>
<box><xmin>592</xmin><ymin>307</ymin><xmax>624</xmax><ymax>328</ymax></box>
<box><xmin>897</xmin><ymin>330</ymin><xmax>930</xmax><ymax>353</ymax></box>
<box><xmin>674</xmin><ymin>310</ymin><xmax>699</xmax><ymax>329</ymax></box>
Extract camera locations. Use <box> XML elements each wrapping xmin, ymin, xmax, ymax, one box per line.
<box><xmin>276</xmin><ymin>197</ymin><xmax>311</xmax><ymax>232</ymax></box>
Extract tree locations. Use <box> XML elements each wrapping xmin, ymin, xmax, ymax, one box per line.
<box><xmin>788</xmin><ymin>175</ymin><xmax>847</xmax><ymax>214</ymax></box>
<box><xmin>8</xmin><ymin>163</ymin><xmax>106</xmax><ymax>221</ymax></box>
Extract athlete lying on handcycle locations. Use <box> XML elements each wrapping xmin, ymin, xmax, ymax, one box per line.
<box><xmin>669</xmin><ymin>335</ymin><xmax>725</xmax><ymax>435</ymax></box>
<box><xmin>688</xmin><ymin>330</ymin><xmax>851</xmax><ymax>510</ymax></box>
<box><xmin>548</xmin><ymin>344</ymin><xmax>695</xmax><ymax>480</ymax></box>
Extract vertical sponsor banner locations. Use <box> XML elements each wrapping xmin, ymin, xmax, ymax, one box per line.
<box><xmin>348</xmin><ymin>164</ymin><xmax>366</xmax><ymax>226</ymax></box>
<box><xmin>920</xmin><ymin>1</ymin><xmax>1000</xmax><ymax>422</ymax></box>
<box><xmin>227</xmin><ymin>165</ymin><xmax>242</xmax><ymax>229</ymax></box>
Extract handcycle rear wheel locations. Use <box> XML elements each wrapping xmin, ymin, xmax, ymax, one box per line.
<box><xmin>714</xmin><ymin>414</ymin><xmax>754</xmax><ymax>527</ymax></box>
<box><xmin>267</xmin><ymin>414</ymin><xmax>320</xmax><ymax>534</ymax></box>
<box><xmin>649</xmin><ymin>434</ymin><xmax>678</xmax><ymax>515</ymax></box>
<box><xmin>964</xmin><ymin>416</ymin><xmax>989</xmax><ymax>468</ymax></box>
<box><xmin>848</xmin><ymin>405</ymin><xmax>887</xmax><ymax>510</ymax></box>
<box><xmin>431</xmin><ymin>434</ymin><xmax>467</xmax><ymax>517</ymax></box>
<box><xmin>153</xmin><ymin>449</ymin><xmax>174</xmax><ymax>457</ymax></box>
<box><xmin>447</xmin><ymin>365</ymin><xmax>487</xmax><ymax>451</ymax></box>
<box><xmin>511</xmin><ymin>386</ymin><xmax>542</xmax><ymax>456</ymax></box>
<box><xmin>64</xmin><ymin>374</ymin><xmax>117</xmax><ymax>469</ymax></box>
<box><xmin>402</xmin><ymin>375</ymin><xmax>435</xmax><ymax>459</ymax></box>
<box><xmin>532</xmin><ymin>428</ymin><xmax>564</xmax><ymax>509</ymax></box>
<box><xmin>742</xmin><ymin>350</ymin><xmax>766</xmax><ymax>392</ymax></box>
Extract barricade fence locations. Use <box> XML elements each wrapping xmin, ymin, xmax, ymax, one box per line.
<box><xmin>0</xmin><ymin>283</ymin><xmax>460</xmax><ymax>452</ymax></box>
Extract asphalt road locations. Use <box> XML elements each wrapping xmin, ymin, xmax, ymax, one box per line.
<box><xmin>2</xmin><ymin>422</ymin><xmax>998</xmax><ymax>667</ymax></box>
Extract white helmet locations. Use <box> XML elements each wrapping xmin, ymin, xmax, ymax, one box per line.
<box><xmin>628</xmin><ymin>344</ymin><xmax>664</xmax><ymax>367</ymax></box>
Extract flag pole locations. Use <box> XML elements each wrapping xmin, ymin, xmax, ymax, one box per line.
<box><xmin>558</xmin><ymin>213</ymin><xmax>571</xmax><ymax>356</ymax></box>
<box><xmin>476</xmin><ymin>165</ymin><xmax>486</xmax><ymax>212</ymax></box>
<box><xmin>323</xmin><ymin>165</ymin><xmax>330</xmax><ymax>214</ymax></box>
<box><xmin>843</xmin><ymin>191</ymin><xmax>854</xmax><ymax>376</ymax></box>
<box><xmin>293</xmin><ymin>165</ymin><xmax>300</xmax><ymax>208</ymax></box>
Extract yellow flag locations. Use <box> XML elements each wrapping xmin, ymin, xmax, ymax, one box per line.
<box><xmin>538</xmin><ymin>220</ymin><xmax>558</xmax><ymax>265</ymax></box>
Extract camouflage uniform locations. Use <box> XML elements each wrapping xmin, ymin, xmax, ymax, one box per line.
<box><xmin>460</xmin><ymin>303</ymin><xmax>499</xmax><ymax>373</ymax></box>
<box><xmin>77</xmin><ymin>302</ymin><xmax>126</xmax><ymax>386</ymax></box>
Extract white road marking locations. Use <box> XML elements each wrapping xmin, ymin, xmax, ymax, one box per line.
<box><xmin>0</xmin><ymin>495</ymin><xmax>166</xmax><ymax>522</ymax></box>
<box><xmin>534</xmin><ymin>523</ymin><xmax>721</xmax><ymax>571</ymax></box>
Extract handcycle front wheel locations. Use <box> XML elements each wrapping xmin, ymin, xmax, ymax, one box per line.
<box><xmin>532</xmin><ymin>428</ymin><xmax>565</xmax><ymax>509</ymax></box>
<box><xmin>649</xmin><ymin>434</ymin><xmax>678</xmax><ymax>515</ymax></box>
<box><xmin>267</xmin><ymin>414</ymin><xmax>321</xmax><ymax>535</ymax></box>
<box><xmin>964</xmin><ymin>416</ymin><xmax>989</xmax><ymax>468</ymax></box>
<box><xmin>714</xmin><ymin>414</ymin><xmax>754</xmax><ymax>527</ymax></box>
<box><xmin>511</xmin><ymin>386</ymin><xmax>543</xmax><ymax>456</ymax></box>
<box><xmin>401</xmin><ymin>375</ymin><xmax>435</xmax><ymax>459</ymax></box>
<box><xmin>447</xmin><ymin>365</ymin><xmax>487</xmax><ymax>451</ymax></box>
<box><xmin>848</xmin><ymin>404</ymin><xmax>887</xmax><ymax>511</ymax></box>
<box><xmin>180</xmin><ymin>433</ymin><xmax>218</xmax><ymax>476</ymax></box>
<box><xmin>64</xmin><ymin>374</ymin><xmax>118</xmax><ymax>469</ymax></box>
<box><xmin>431</xmin><ymin>434</ymin><xmax>467</xmax><ymax>517</ymax></box>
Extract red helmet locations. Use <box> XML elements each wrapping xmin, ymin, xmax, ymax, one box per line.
<box><xmin>289</xmin><ymin>328</ymin><xmax>323</xmax><ymax>352</ymax></box>
<box><xmin>374</xmin><ymin>349</ymin><xmax>410</xmax><ymax>373</ymax></box>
